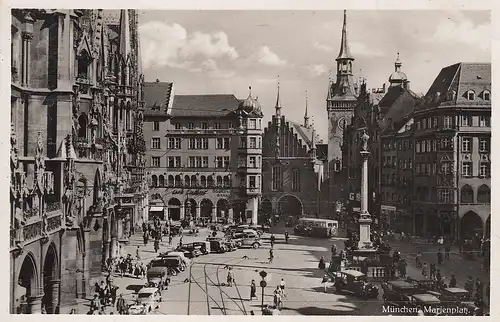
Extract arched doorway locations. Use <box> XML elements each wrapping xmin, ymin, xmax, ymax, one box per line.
<box><xmin>216</xmin><ymin>199</ymin><xmax>229</xmax><ymax>219</ymax></box>
<box><xmin>168</xmin><ymin>198</ymin><xmax>181</xmax><ymax>221</ymax></box>
<box><xmin>184</xmin><ymin>199</ymin><xmax>197</xmax><ymax>220</ymax></box>
<box><xmin>17</xmin><ymin>253</ymin><xmax>39</xmax><ymax>314</ymax></box>
<box><xmin>277</xmin><ymin>195</ymin><xmax>303</xmax><ymax>219</ymax></box>
<box><xmin>42</xmin><ymin>244</ymin><xmax>59</xmax><ymax>313</ymax></box>
<box><xmin>461</xmin><ymin>211</ymin><xmax>483</xmax><ymax>240</ymax></box>
<box><xmin>200</xmin><ymin>199</ymin><xmax>213</xmax><ymax>221</ymax></box>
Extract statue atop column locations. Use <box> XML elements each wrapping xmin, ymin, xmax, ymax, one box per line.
<box><xmin>361</xmin><ymin>130</ymin><xmax>369</xmax><ymax>152</ymax></box>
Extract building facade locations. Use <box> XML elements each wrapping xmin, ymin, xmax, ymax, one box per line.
<box><xmin>412</xmin><ymin>62</ymin><xmax>491</xmax><ymax>240</ymax></box>
<box><xmin>144</xmin><ymin>87</ymin><xmax>264</xmax><ymax>225</ymax></box>
<box><xmin>261</xmin><ymin>86</ymin><xmax>326</xmax><ymax>220</ymax></box>
<box><xmin>10</xmin><ymin>9</ymin><xmax>147</xmax><ymax>313</ymax></box>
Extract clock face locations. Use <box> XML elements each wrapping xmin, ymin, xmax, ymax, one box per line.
<box><xmin>338</xmin><ymin>117</ymin><xmax>347</xmax><ymax>130</ymax></box>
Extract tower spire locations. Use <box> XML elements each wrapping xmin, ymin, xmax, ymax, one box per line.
<box><xmin>275</xmin><ymin>76</ymin><xmax>282</xmax><ymax>116</ymax></box>
<box><xmin>304</xmin><ymin>91</ymin><xmax>309</xmax><ymax>128</ymax></box>
<box><xmin>336</xmin><ymin>10</ymin><xmax>353</xmax><ymax>60</ymax></box>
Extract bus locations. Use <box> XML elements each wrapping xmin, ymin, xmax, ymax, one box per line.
<box><xmin>293</xmin><ymin>218</ymin><xmax>339</xmax><ymax>238</ymax></box>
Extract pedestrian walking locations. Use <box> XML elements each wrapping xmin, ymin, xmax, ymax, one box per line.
<box><xmin>415</xmin><ymin>252</ymin><xmax>422</xmax><ymax>268</ymax></box>
<box><xmin>284</xmin><ymin>231</ymin><xmax>289</xmax><ymax>244</ymax></box>
<box><xmin>269</xmin><ymin>248</ymin><xmax>274</xmax><ymax>264</ymax></box>
<box><xmin>318</xmin><ymin>256</ymin><xmax>326</xmax><ymax>270</ymax></box>
<box><xmin>227</xmin><ymin>267</ymin><xmax>234</xmax><ymax>287</ymax></box>
<box><xmin>322</xmin><ymin>274</ymin><xmax>329</xmax><ymax>293</ymax></box>
<box><xmin>168</xmin><ymin>234</ymin><xmax>173</xmax><ymax>245</ymax></box>
<box><xmin>270</xmin><ymin>234</ymin><xmax>276</xmax><ymax>248</ymax></box>
<box><xmin>437</xmin><ymin>249</ymin><xmax>443</xmax><ymax>265</ymax></box>
<box><xmin>273</xmin><ymin>286</ymin><xmax>283</xmax><ymax>310</ymax></box>
<box><xmin>136</xmin><ymin>246</ymin><xmax>140</xmax><ymax>260</ymax></box>
<box><xmin>421</xmin><ymin>263</ymin><xmax>428</xmax><ymax>278</ymax></box>
<box><xmin>154</xmin><ymin>239</ymin><xmax>160</xmax><ymax>253</ymax></box>
<box><xmin>250</xmin><ymin>280</ymin><xmax>257</xmax><ymax>300</ymax></box>
<box><xmin>465</xmin><ymin>276</ymin><xmax>474</xmax><ymax>299</ymax></box>
<box><xmin>116</xmin><ymin>294</ymin><xmax>127</xmax><ymax>315</ymax></box>
<box><xmin>429</xmin><ymin>263</ymin><xmax>436</xmax><ymax>279</ymax></box>
<box><xmin>90</xmin><ymin>294</ymin><xmax>101</xmax><ymax>312</ymax></box>
<box><xmin>449</xmin><ymin>275</ymin><xmax>457</xmax><ymax>288</ymax></box>
<box><xmin>280</xmin><ymin>278</ymin><xmax>286</xmax><ymax>297</ymax></box>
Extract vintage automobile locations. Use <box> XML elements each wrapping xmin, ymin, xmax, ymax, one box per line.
<box><xmin>240</xmin><ymin>232</ymin><xmax>263</xmax><ymax>249</ymax></box>
<box><xmin>178</xmin><ymin>244</ymin><xmax>202</xmax><ymax>258</ymax></box>
<box><xmin>333</xmin><ymin>270</ymin><xmax>379</xmax><ymax>299</ymax></box>
<box><xmin>192</xmin><ymin>241</ymin><xmax>211</xmax><ymax>255</ymax></box>
<box><xmin>436</xmin><ymin>287</ymin><xmax>481</xmax><ymax>316</ymax></box>
<box><xmin>158</xmin><ymin>251</ymin><xmax>190</xmax><ymax>270</ymax></box>
<box><xmin>206</xmin><ymin>238</ymin><xmax>227</xmax><ymax>253</ymax></box>
<box><xmin>410</xmin><ymin>293</ymin><xmax>442</xmax><ymax>316</ymax></box>
<box><xmin>149</xmin><ymin>257</ymin><xmax>184</xmax><ymax>275</ymax></box>
<box><xmin>146</xmin><ymin>267</ymin><xmax>170</xmax><ymax>290</ymax></box>
<box><xmin>128</xmin><ymin>287</ymin><xmax>161</xmax><ymax>315</ymax></box>
<box><xmin>406</xmin><ymin>276</ymin><xmax>435</xmax><ymax>292</ymax></box>
<box><xmin>224</xmin><ymin>240</ymin><xmax>238</xmax><ymax>251</ymax></box>
<box><xmin>382</xmin><ymin>280</ymin><xmax>419</xmax><ymax>309</ymax></box>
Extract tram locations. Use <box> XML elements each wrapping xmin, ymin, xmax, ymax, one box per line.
<box><xmin>293</xmin><ymin>218</ymin><xmax>339</xmax><ymax>238</ymax></box>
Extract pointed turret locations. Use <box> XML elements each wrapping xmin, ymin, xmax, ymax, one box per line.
<box><xmin>119</xmin><ymin>9</ymin><xmax>131</xmax><ymax>59</ymax></box>
<box><xmin>275</xmin><ymin>76</ymin><xmax>282</xmax><ymax>117</ymax></box>
<box><xmin>304</xmin><ymin>91</ymin><xmax>310</xmax><ymax>128</ymax></box>
<box><xmin>336</xmin><ymin>10</ymin><xmax>354</xmax><ymax>61</ymax></box>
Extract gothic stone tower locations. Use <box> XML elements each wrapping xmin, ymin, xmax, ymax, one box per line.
<box><xmin>327</xmin><ymin>10</ymin><xmax>358</xmax><ymax>170</ymax></box>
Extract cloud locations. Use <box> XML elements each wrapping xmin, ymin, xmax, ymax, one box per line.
<box><xmin>350</xmin><ymin>42</ymin><xmax>384</xmax><ymax>57</ymax></box>
<box><xmin>314</xmin><ymin>42</ymin><xmax>334</xmax><ymax>52</ymax></box>
<box><xmin>307</xmin><ymin>64</ymin><xmax>329</xmax><ymax>77</ymax></box>
<box><xmin>190</xmin><ymin>59</ymin><xmax>236</xmax><ymax>79</ymax></box>
<box><xmin>139</xmin><ymin>21</ymin><xmax>239</xmax><ymax>69</ymax></box>
<box><xmin>426</xmin><ymin>12</ymin><xmax>490</xmax><ymax>52</ymax></box>
<box><xmin>252</xmin><ymin>46</ymin><xmax>287</xmax><ymax>66</ymax></box>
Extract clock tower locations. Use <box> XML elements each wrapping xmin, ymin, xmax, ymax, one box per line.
<box><xmin>327</xmin><ymin>10</ymin><xmax>358</xmax><ymax>167</ymax></box>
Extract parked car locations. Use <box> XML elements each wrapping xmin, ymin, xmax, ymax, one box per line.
<box><xmin>241</xmin><ymin>232</ymin><xmax>263</xmax><ymax>249</ymax></box>
<box><xmin>146</xmin><ymin>267</ymin><xmax>170</xmax><ymax>290</ymax></box>
<box><xmin>159</xmin><ymin>251</ymin><xmax>191</xmax><ymax>269</ymax></box>
<box><xmin>178</xmin><ymin>244</ymin><xmax>203</xmax><ymax>258</ymax></box>
<box><xmin>224</xmin><ymin>240</ymin><xmax>238</xmax><ymax>251</ymax></box>
<box><xmin>128</xmin><ymin>287</ymin><xmax>161</xmax><ymax>315</ymax></box>
<box><xmin>206</xmin><ymin>238</ymin><xmax>227</xmax><ymax>253</ymax></box>
<box><xmin>434</xmin><ymin>287</ymin><xmax>481</xmax><ymax>316</ymax></box>
<box><xmin>149</xmin><ymin>257</ymin><xmax>184</xmax><ymax>275</ymax></box>
<box><xmin>334</xmin><ymin>270</ymin><xmax>379</xmax><ymax>299</ymax></box>
<box><xmin>192</xmin><ymin>241</ymin><xmax>211</xmax><ymax>255</ymax></box>
<box><xmin>410</xmin><ymin>293</ymin><xmax>442</xmax><ymax>316</ymax></box>
<box><xmin>382</xmin><ymin>280</ymin><xmax>419</xmax><ymax>309</ymax></box>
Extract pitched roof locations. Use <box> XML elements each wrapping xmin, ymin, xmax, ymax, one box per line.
<box><xmin>170</xmin><ymin>94</ymin><xmax>240</xmax><ymax>117</ymax></box>
<box><xmin>378</xmin><ymin>86</ymin><xmax>405</xmax><ymax>110</ymax></box>
<box><xmin>289</xmin><ymin>121</ymin><xmax>321</xmax><ymax>148</ymax></box>
<box><xmin>380</xmin><ymin>90</ymin><xmax>418</xmax><ymax>135</ymax></box>
<box><xmin>143</xmin><ymin>81</ymin><xmax>174</xmax><ymax>116</ymax></box>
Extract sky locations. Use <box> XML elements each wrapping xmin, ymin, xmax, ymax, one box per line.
<box><xmin>136</xmin><ymin>10</ymin><xmax>490</xmax><ymax>141</ymax></box>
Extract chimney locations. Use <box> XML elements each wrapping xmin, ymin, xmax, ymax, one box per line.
<box><xmin>382</xmin><ymin>83</ymin><xmax>386</xmax><ymax>93</ymax></box>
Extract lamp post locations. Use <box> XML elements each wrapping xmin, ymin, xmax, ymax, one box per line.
<box><xmin>259</xmin><ymin>270</ymin><xmax>267</xmax><ymax>312</ymax></box>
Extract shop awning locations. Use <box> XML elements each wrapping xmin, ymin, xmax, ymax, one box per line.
<box><xmin>149</xmin><ymin>206</ymin><xmax>164</xmax><ymax>212</ymax></box>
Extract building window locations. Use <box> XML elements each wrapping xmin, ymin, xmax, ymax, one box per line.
<box><xmin>416</xmin><ymin>142</ymin><xmax>421</xmax><ymax>153</ymax></box>
<box><xmin>248</xmin><ymin>119</ymin><xmax>257</xmax><ymax>129</ymax></box>
<box><xmin>462</xmin><ymin>162</ymin><xmax>472</xmax><ymax>177</ymax></box>
<box><xmin>461</xmin><ymin>115</ymin><xmax>472</xmax><ymax>127</ymax></box>
<box><xmin>433</xmin><ymin>116</ymin><xmax>438</xmax><ymax>128</ymax></box>
<box><xmin>195</xmin><ymin>156</ymin><xmax>202</xmax><ymax>168</ymax></box>
<box><xmin>214</xmin><ymin>122</ymin><xmax>221</xmax><ymax>130</ymax></box>
<box><xmin>409</xmin><ymin>159</ymin><xmax>413</xmax><ymax>169</ymax></box>
<box><xmin>216</xmin><ymin>137</ymin><xmax>230</xmax><ymax>149</ymax></box>
<box><xmin>416</xmin><ymin>121</ymin><xmax>421</xmax><ymax>130</ymax></box>
<box><xmin>168</xmin><ymin>157</ymin><xmax>175</xmax><ymax>168</ymax></box>
<box><xmin>189</xmin><ymin>156</ymin><xmax>196</xmax><ymax>168</ymax></box>
<box><xmin>223</xmin><ymin>156</ymin><xmax>229</xmax><ymax>169</ymax></box>
<box><xmin>292</xmin><ymin>168</ymin><xmax>301</xmax><ymax>192</ymax></box>
<box><xmin>440</xmin><ymin>162</ymin><xmax>449</xmax><ymax>175</ymax></box>
<box><xmin>433</xmin><ymin>163</ymin><xmax>437</xmax><ymax>175</ymax></box>
<box><xmin>479</xmin><ymin>138</ymin><xmax>490</xmax><ymax>152</ymax></box>
<box><xmin>426</xmin><ymin>140</ymin><xmax>431</xmax><ymax>152</ymax></box>
<box><xmin>174</xmin><ymin>123</ymin><xmax>181</xmax><ymax>130</ymax></box>
<box><xmin>151</xmin><ymin>137</ymin><xmax>161</xmax><ymax>149</ymax></box>
<box><xmin>248</xmin><ymin>175</ymin><xmax>256</xmax><ymax>189</ymax></box>
<box><xmin>439</xmin><ymin>189</ymin><xmax>450</xmax><ymax>204</ymax></box>
<box><xmin>195</xmin><ymin>138</ymin><xmax>202</xmax><ymax>149</ymax></box>
<box><xmin>479</xmin><ymin>162</ymin><xmax>490</xmax><ymax>178</ymax></box>
<box><xmin>201</xmin><ymin>156</ymin><xmax>208</xmax><ymax>168</ymax></box>
<box><xmin>462</xmin><ymin>137</ymin><xmax>471</xmax><ymax>152</ymax></box>
<box><xmin>249</xmin><ymin>137</ymin><xmax>257</xmax><ymax>148</ymax></box>
<box><xmin>272</xmin><ymin>165</ymin><xmax>282</xmax><ymax>191</ymax></box>
<box><xmin>483</xmin><ymin>91</ymin><xmax>490</xmax><ymax>101</ymax></box>
<box><xmin>422</xmin><ymin>118</ymin><xmax>427</xmax><ymax>129</ymax></box>
<box><xmin>151</xmin><ymin>157</ymin><xmax>160</xmax><ymax>167</ymax></box>
<box><xmin>466</xmin><ymin>90</ymin><xmax>475</xmax><ymax>100</ymax></box>
<box><xmin>187</xmin><ymin>122</ymin><xmax>194</xmax><ymax>129</ymax></box>
<box><xmin>175</xmin><ymin>156</ymin><xmax>181</xmax><ymax>167</ymax></box>
<box><xmin>223</xmin><ymin>176</ymin><xmax>230</xmax><ymax>187</ymax></box>
<box><xmin>188</xmin><ymin>138</ymin><xmax>195</xmax><ymax>149</ymax></box>
<box><xmin>238</xmin><ymin>156</ymin><xmax>246</xmax><ymax>168</ymax></box>
<box><xmin>153</xmin><ymin>121</ymin><xmax>160</xmax><ymax>131</ymax></box>
<box><xmin>479</xmin><ymin>116</ymin><xmax>490</xmax><ymax>127</ymax></box>
<box><xmin>201</xmin><ymin>122</ymin><xmax>208</xmax><ymax>129</ymax></box>
<box><xmin>168</xmin><ymin>138</ymin><xmax>175</xmax><ymax>149</ymax></box>
<box><xmin>168</xmin><ymin>175</ymin><xmax>175</xmax><ymax>187</ymax></box>
<box><xmin>158</xmin><ymin>175</ymin><xmax>165</xmax><ymax>187</ymax></box>
<box><xmin>443</xmin><ymin>116</ymin><xmax>452</xmax><ymax>129</ymax></box>
<box><xmin>249</xmin><ymin>156</ymin><xmax>256</xmax><ymax>168</ymax></box>
<box><xmin>202</xmin><ymin>138</ymin><xmax>209</xmax><ymax>149</ymax></box>
<box><xmin>151</xmin><ymin>175</ymin><xmax>158</xmax><ymax>187</ymax></box>
<box><xmin>477</xmin><ymin>185</ymin><xmax>490</xmax><ymax>203</ymax></box>
<box><xmin>175</xmin><ymin>138</ymin><xmax>181</xmax><ymax>149</ymax></box>
<box><xmin>240</xmin><ymin>137</ymin><xmax>247</xmax><ymax>148</ymax></box>
<box><xmin>215</xmin><ymin>156</ymin><xmax>223</xmax><ymax>168</ymax></box>
<box><xmin>228</xmin><ymin>122</ymin><xmax>233</xmax><ymax>129</ymax></box>
<box><xmin>432</xmin><ymin>139</ymin><xmax>437</xmax><ymax>152</ymax></box>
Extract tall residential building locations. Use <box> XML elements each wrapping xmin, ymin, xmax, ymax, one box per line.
<box><xmin>326</xmin><ymin>10</ymin><xmax>359</xmax><ymax>213</ymax></box>
<box><xmin>261</xmin><ymin>85</ymin><xmax>326</xmax><ymax>220</ymax></box>
<box><xmin>10</xmin><ymin>9</ymin><xmax>146</xmax><ymax>313</ymax></box>
<box><xmin>412</xmin><ymin>62</ymin><xmax>491</xmax><ymax>240</ymax></box>
<box><xmin>143</xmin><ymin>86</ymin><xmax>264</xmax><ymax>225</ymax></box>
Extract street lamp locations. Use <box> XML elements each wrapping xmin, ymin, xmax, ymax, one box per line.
<box><xmin>259</xmin><ymin>270</ymin><xmax>267</xmax><ymax>312</ymax></box>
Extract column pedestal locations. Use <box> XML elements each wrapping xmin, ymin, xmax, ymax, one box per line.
<box><xmin>212</xmin><ymin>206</ymin><xmax>217</xmax><ymax>223</ymax></box>
<box><xmin>110</xmin><ymin>237</ymin><xmax>118</xmax><ymax>259</ymax></box>
<box><xmin>228</xmin><ymin>208</ymin><xmax>234</xmax><ymax>223</ymax></box>
<box><xmin>27</xmin><ymin>295</ymin><xmax>43</xmax><ymax>314</ymax></box>
<box><xmin>49</xmin><ymin>280</ymin><xmax>60</xmax><ymax>314</ymax></box>
<box><xmin>195</xmin><ymin>206</ymin><xmax>200</xmax><ymax>220</ymax></box>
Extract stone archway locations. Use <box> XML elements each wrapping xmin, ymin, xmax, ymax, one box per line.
<box><xmin>461</xmin><ymin>211</ymin><xmax>483</xmax><ymax>240</ymax></box>
<box><xmin>277</xmin><ymin>194</ymin><xmax>303</xmax><ymax>218</ymax></box>
<box><xmin>168</xmin><ymin>198</ymin><xmax>181</xmax><ymax>221</ymax></box>
<box><xmin>17</xmin><ymin>253</ymin><xmax>40</xmax><ymax>314</ymax></box>
<box><xmin>485</xmin><ymin>215</ymin><xmax>491</xmax><ymax>239</ymax></box>
<box><xmin>200</xmin><ymin>199</ymin><xmax>213</xmax><ymax>220</ymax></box>
<box><xmin>42</xmin><ymin>243</ymin><xmax>59</xmax><ymax>314</ymax></box>
<box><xmin>216</xmin><ymin>199</ymin><xmax>229</xmax><ymax>219</ymax></box>
<box><xmin>184</xmin><ymin>199</ymin><xmax>197</xmax><ymax>220</ymax></box>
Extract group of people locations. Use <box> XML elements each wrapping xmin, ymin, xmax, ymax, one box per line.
<box><xmin>85</xmin><ymin>278</ymin><xmax>126</xmax><ymax>315</ymax></box>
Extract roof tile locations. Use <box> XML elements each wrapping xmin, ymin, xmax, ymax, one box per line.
<box><xmin>171</xmin><ymin>95</ymin><xmax>240</xmax><ymax>117</ymax></box>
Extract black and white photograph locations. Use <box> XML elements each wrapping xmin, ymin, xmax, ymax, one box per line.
<box><xmin>7</xmin><ymin>6</ymin><xmax>492</xmax><ymax>316</ymax></box>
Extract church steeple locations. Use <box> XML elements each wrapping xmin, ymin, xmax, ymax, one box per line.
<box><xmin>336</xmin><ymin>10</ymin><xmax>353</xmax><ymax>61</ymax></box>
<box><xmin>119</xmin><ymin>9</ymin><xmax>131</xmax><ymax>59</ymax></box>
<box><xmin>304</xmin><ymin>91</ymin><xmax>309</xmax><ymax>128</ymax></box>
<box><xmin>275</xmin><ymin>76</ymin><xmax>282</xmax><ymax>117</ymax></box>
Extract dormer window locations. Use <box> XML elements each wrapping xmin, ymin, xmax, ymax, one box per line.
<box><xmin>483</xmin><ymin>90</ymin><xmax>490</xmax><ymax>101</ymax></box>
<box><xmin>435</xmin><ymin>92</ymin><xmax>441</xmax><ymax>102</ymax></box>
<box><xmin>466</xmin><ymin>90</ymin><xmax>475</xmax><ymax>101</ymax></box>
<box><xmin>446</xmin><ymin>90</ymin><xmax>456</xmax><ymax>101</ymax></box>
